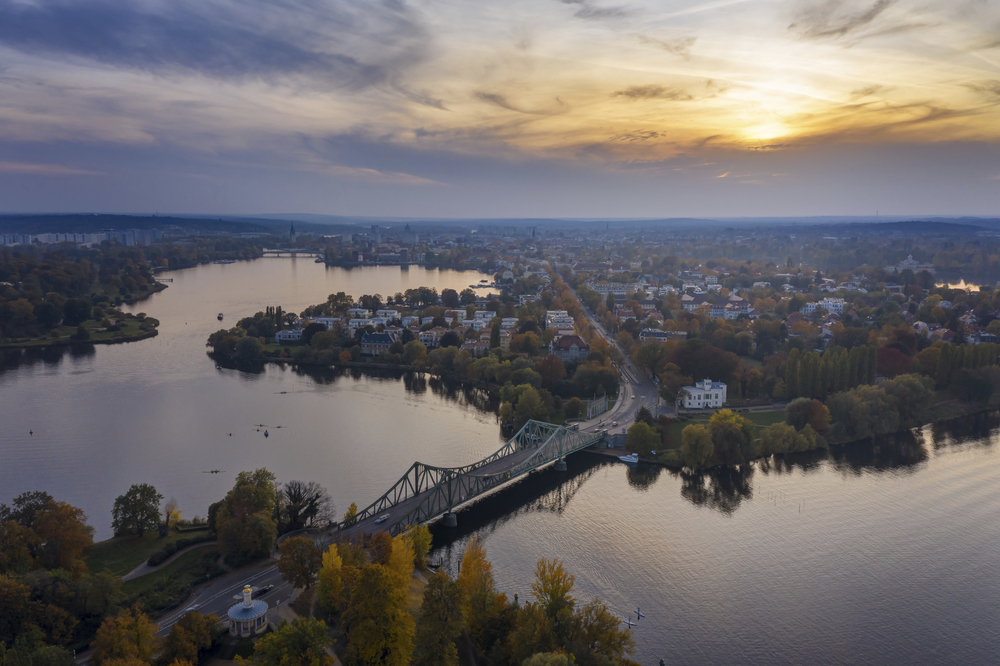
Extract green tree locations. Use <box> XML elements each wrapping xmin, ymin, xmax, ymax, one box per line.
<box><xmin>679</xmin><ymin>423</ymin><xmax>714</xmax><ymax>469</ymax></box>
<box><xmin>236</xmin><ymin>618</ymin><xmax>332</xmax><ymax>666</ymax></box>
<box><xmin>111</xmin><ymin>484</ymin><xmax>163</xmax><ymax>538</ymax></box>
<box><xmin>625</xmin><ymin>422</ymin><xmax>658</xmax><ymax>457</ymax></box>
<box><xmin>785</xmin><ymin>348</ymin><xmax>800</xmax><ymax>399</ymax></box>
<box><xmin>278</xmin><ymin>537</ymin><xmax>322</xmax><ymax>589</ymax></box>
<box><xmin>784</xmin><ymin>398</ymin><xmax>813</xmax><ymax>431</ymax></box>
<box><xmin>514</xmin><ymin>386</ymin><xmax>550</xmax><ymax>429</ymax></box>
<box><xmin>412</xmin><ymin>572</ymin><xmax>463</xmax><ymax>666</ymax></box>
<box><xmin>707</xmin><ymin>409</ymin><xmax>755</xmax><ymax>466</ymax></box>
<box><xmin>489</xmin><ymin>324</ymin><xmax>501</xmax><ymax>350</ymax></box>
<box><xmin>234</xmin><ymin>336</ymin><xmax>264</xmax><ymax>363</ymax></box>
<box><xmin>215</xmin><ymin>469</ymin><xmax>278</xmax><ymax>566</ymax></box>
<box><xmin>158</xmin><ymin>611</ymin><xmax>219</xmax><ymax>666</ymax></box>
<box><xmin>531</xmin><ymin>558</ymin><xmax>576</xmax><ymax>643</ymax></box>
<box><xmin>342</xmin><ymin>565</ymin><xmax>414</xmax><ymax>666</ymax></box>
<box><xmin>522</xmin><ymin>653</ymin><xmax>572</xmax><ymax>666</ymax></box>
<box><xmin>567</xmin><ymin>598</ymin><xmax>636</xmax><ymax>665</ymax></box>
<box><xmin>606</xmin><ymin>293</ymin><xmax>615</xmax><ymax>310</ymax></box>
<box><xmin>758</xmin><ymin>422</ymin><xmax>800</xmax><ymax>456</ymax></box>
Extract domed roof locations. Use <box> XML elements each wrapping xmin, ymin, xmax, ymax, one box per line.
<box><xmin>229</xmin><ymin>598</ymin><xmax>268</xmax><ymax>621</ymax></box>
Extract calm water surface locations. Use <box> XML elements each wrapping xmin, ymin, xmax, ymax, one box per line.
<box><xmin>3</xmin><ymin>259</ymin><xmax>1000</xmax><ymax>664</ymax></box>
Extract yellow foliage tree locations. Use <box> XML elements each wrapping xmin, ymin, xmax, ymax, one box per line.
<box><xmin>92</xmin><ymin>606</ymin><xmax>157</xmax><ymax>666</ymax></box>
<box><xmin>317</xmin><ymin>545</ymin><xmax>344</xmax><ymax>613</ymax></box>
<box><xmin>343</xmin><ymin>502</ymin><xmax>358</xmax><ymax>522</ymax></box>
<box><xmin>408</xmin><ymin>524</ymin><xmax>432</xmax><ymax>569</ymax></box>
<box><xmin>387</xmin><ymin>534</ymin><xmax>415</xmax><ymax>583</ymax></box>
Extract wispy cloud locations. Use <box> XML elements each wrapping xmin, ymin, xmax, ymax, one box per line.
<box><xmin>558</xmin><ymin>0</ymin><xmax>632</xmax><ymax>21</ymax></box>
<box><xmin>790</xmin><ymin>0</ymin><xmax>895</xmax><ymax>39</ymax></box>
<box><xmin>636</xmin><ymin>34</ymin><xmax>697</xmax><ymax>60</ymax></box>
<box><xmin>0</xmin><ymin>162</ymin><xmax>103</xmax><ymax>175</ymax></box>
<box><xmin>322</xmin><ymin>165</ymin><xmax>442</xmax><ymax>185</ymax></box>
<box><xmin>611</xmin><ymin>85</ymin><xmax>693</xmax><ymax>101</ymax></box>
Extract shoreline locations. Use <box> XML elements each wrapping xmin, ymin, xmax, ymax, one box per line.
<box><xmin>600</xmin><ymin>402</ymin><xmax>999</xmax><ymax>470</ymax></box>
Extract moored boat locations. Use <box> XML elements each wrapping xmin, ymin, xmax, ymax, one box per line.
<box><xmin>618</xmin><ymin>452</ymin><xmax>639</xmax><ymax>464</ymax></box>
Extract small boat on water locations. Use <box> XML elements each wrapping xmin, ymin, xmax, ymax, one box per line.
<box><xmin>618</xmin><ymin>452</ymin><xmax>639</xmax><ymax>464</ymax></box>
<box><xmin>217</xmin><ymin>313</ymin><xmax>224</xmax><ymax>320</ymax></box>
<box><xmin>315</xmin><ymin>258</ymin><xmax>324</xmax><ymax>263</ymax></box>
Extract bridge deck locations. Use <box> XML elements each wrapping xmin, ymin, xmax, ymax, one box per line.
<box><xmin>336</xmin><ymin>444</ymin><xmax>552</xmax><ymax>542</ymax></box>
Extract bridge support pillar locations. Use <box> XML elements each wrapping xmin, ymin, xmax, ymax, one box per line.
<box><xmin>554</xmin><ymin>458</ymin><xmax>567</xmax><ymax>471</ymax></box>
<box><xmin>442</xmin><ymin>512</ymin><xmax>458</xmax><ymax>528</ymax></box>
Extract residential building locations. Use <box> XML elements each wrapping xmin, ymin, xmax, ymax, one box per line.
<box><xmin>499</xmin><ymin>329</ymin><xmax>512</xmax><ymax>353</ymax></box>
<box><xmin>639</xmin><ymin>329</ymin><xmax>687</xmax><ymax>343</ymax></box>
<box><xmin>275</xmin><ymin>329</ymin><xmax>302</xmax><ymax>343</ymax></box>
<box><xmin>549</xmin><ymin>335</ymin><xmax>590</xmax><ymax>361</ymax></box>
<box><xmin>347</xmin><ymin>308</ymin><xmax>371</xmax><ymax>318</ymax></box>
<box><xmin>681</xmin><ymin>379</ymin><xmax>727</xmax><ymax>409</ymax></box>
<box><xmin>361</xmin><ymin>332</ymin><xmax>393</xmax><ymax>356</ymax></box>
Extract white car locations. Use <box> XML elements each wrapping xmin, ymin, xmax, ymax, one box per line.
<box><xmin>375</xmin><ymin>515</ymin><xmax>389</xmax><ymax>524</ymax></box>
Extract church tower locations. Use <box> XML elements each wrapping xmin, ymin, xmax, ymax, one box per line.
<box><xmin>289</xmin><ymin>222</ymin><xmax>297</xmax><ymax>243</ymax></box>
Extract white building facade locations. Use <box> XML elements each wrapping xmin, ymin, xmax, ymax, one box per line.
<box><xmin>681</xmin><ymin>379</ymin><xmax>727</xmax><ymax>409</ymax></box>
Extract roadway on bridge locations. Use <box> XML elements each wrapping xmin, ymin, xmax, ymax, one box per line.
<box><xmin>336</xmin><ymin>441</ymin><xmax>559</xmax><ymax>542</ymax></box>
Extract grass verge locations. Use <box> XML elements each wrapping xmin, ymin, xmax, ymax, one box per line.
<box><xmin>85</xmin><ymin>529</ymin><xmax>196</xmax><ymax>577</ymax></box>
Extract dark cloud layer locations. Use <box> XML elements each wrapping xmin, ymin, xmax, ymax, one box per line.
<box><xmin>0</xmin><ymin>0</ymin><xmax>429</xmax><ymax>90</ymax></box>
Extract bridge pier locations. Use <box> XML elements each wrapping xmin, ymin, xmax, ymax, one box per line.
<box><xmin>554</xmin><ymin>458</ymin><xmax>567</xmax><ymax>471</ymax></box>
<box><xmin>442</xmin><ymin>512</ymin><xmax>458</xmax><ymax>528</ymax></box>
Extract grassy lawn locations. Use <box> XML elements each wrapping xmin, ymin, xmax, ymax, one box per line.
<box><xmin>667</xmin><ymin>409</ymin><xmax>786</xmax><ymax>446</ymax></box>
<box><xmin>740</xmin><ymin>356</ymin><xmax>763</xmax><ymax>369</ymax></box>
<box><xmin>122</xmin><ymin>547</ymin><xmax>223</xmax><ymax>615</ymax></box>
<box><xmin>1</xmin><ymin>315</ymin><xmax>159</xmax><ymax>348</ymax></box>
<box><xmin>85</xmin><ymin>528</ymin><xmax>204</xmax><ymax>577</ymax></box>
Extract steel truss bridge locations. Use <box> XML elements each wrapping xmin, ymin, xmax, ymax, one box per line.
<box><xmin>337</xmin><ymin>420</ymin><xmax>603</xmax><ymax>538</ymax></box>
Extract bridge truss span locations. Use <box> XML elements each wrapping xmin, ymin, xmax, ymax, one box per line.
<box><xmin>339</xmin><ymin>420</ymin><xmax>603</xmax><ymax>537</ymax></box>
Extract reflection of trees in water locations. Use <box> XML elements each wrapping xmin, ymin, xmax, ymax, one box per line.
<box><xmin>679</xmin><ymin>465</ymin><xmax>754</xmax><ymax>515</ymax></box>
<box><xmin>0</xmin><ymin>344</ymin><xmax>96</xmax><ymax>372</ymax></box>
<box><xmin>288</xmin><ymin>366</ymin><xmax>499</xmax><ymax>414</ymax></box>
<box><xmin>625</xmin><ymin>463</ymin><xmax>662</xmax><ymax>491</ymax></box>
<box><xmin>928</xmin><ymin>411</ymin><xmax>1000</xmax><ymax>449</ymax></box>
<box><xmin>829</xmin><ymin>430</ymin><xmax>928</xmax><ymax>475</ymax></box>
<box><xmin>428</xmin><ymin>455</ymin><xmax>605</xmax><ymax>577</ymax></box>
<box><xmin>756</xmin><ymin>449</ymin><xmax>827</xmax><ymax>477</ymax></box>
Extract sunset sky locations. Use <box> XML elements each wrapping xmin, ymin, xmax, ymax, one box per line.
<box><xmin>1</xmin><ymin>0</ymin><xmax>999</xmax><ymax>218</ymax></box>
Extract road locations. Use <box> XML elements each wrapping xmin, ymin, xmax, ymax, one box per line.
<box><xmin>568</xmin><ymin>285</ymin><xmax>663</xmax><ymax>437</ymax></box>
<box><xmin>153</xmin><ymin>557</ymin><xmax>296</xmax><ymax>635</ymax></box>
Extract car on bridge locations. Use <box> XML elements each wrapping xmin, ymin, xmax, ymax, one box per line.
<box><xmin>375</xmin><ymin>514</ymin><xmax>389</xmax><ymax>524</ymax></box>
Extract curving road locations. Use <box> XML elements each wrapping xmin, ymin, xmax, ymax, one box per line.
<box><xmin>567</xmin><ymin>285</ymin><xmax>663</xmax><ymax>437</ymax></box>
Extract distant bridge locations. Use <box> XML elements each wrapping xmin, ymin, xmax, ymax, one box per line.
<box><xmin>337</xmin><ymin>420</ymin><xmax>604</xmax><ymax>538</ymax></box>
<box><xmin>262</xmin><ymin>248</ymin><xmax>324</xmax><ymax>257</ymax></box>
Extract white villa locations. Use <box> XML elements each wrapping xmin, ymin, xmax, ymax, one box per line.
<box><xmin>681</xmin><ymin>379</ymin><xmax>727</xmax><ymax>409</ymax></box>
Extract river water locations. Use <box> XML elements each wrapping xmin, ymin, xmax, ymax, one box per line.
<box><xmin>3</xmin><ymin>259</ymin><xmax>1000</xmax><ymax>665</ymax></box>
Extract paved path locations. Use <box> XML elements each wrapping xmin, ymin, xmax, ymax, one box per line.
<box><xmin>121</xmin><ymin>541</ymin><xmax>218</xmax><ymax>581</ymax></box>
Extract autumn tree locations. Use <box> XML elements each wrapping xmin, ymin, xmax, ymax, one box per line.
<box><xmin>566</xmin><ymin>598</ymin><xmax>636</xmax><ymax>665</ymax></box>
<box><xmin>387</xmin><ymin>534</ymin><xmax>415</xmax><ymax>583</ymax></box>
<box><xmin>532</xmin><ymin>559</ymin><xmax>576</xmax><ymax>642</ymax></box>
<box><xmin>158</xmin><ymin>611</ymin><xmax>219</xmax><ymax>666</ymax></box>
<box><xmin>317</xmin><ymin>545</ymin><xmax>344</xmax><ymax>613</ymax></box>
<box><xmin>35</xmin><ymin>501</ymin><xmax>94</xmax><ymax>577</ymax></box>
<box><xmin>162</xmin><ymin>498</ymin><xmax>182</xmax><ymax>535</ymax></box>
<box><xmin>92</xmin><ymin>606</ymin><xmax>157</xmax><ymax>666</ymax></box>
<box><xmin>342</xmin><ymin>502</ymin><xmax>358</xmax><ymax>522</ymax></box>
<box><xmin>367</xmin><ymin>532</ymin><xmax>393</xmax><ymax>566</ymax></box>
<box><xmin>679</xmin><ymin>423</ymin><xmax>714</xmax><ymax>469</ymax></box>
<box><xmin>408</xmin><ymin>524</ymin><xmax>432</xmax><ymax>569</ymax></box>
<box><xmin>707</xmin><ymin>409</ymin><xmax>755</xmax><ymax>466</ymax></box>
<box><xmin>412</xmin><ymin>572</ymin><xmax>463</xmax><ymax>666</ymax></box>
<box><xmin>236</xmin><ymin>618</ymin><xmax>332</xmax><ymax>666</ymax></box>
<box><xmin>342</xmin><ymin>565</ymin><xmax>415</xmax><ymax>666</ymax></box>
<box><xmin>278</xmin><ymin>537</ymin><xmax>322</xmax><ymax>589</ymax></box>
